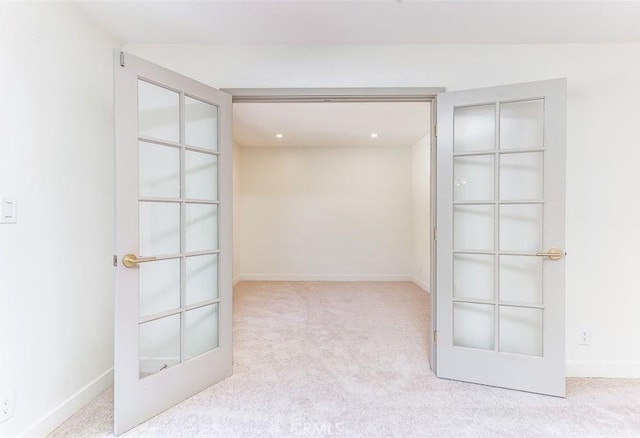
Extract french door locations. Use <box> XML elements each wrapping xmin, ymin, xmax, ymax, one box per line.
<box><xmin>114</xmin><ymin>52</ymin><xmax>233</xmax><ymax>434</ymax></box>
<box><xmin>436</xmin><ymin>79</ymin><xmax>567</xmax><ymax>396</ymax></box>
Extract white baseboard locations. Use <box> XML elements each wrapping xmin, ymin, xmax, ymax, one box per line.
<box><xmin>411</xmin><ymin>276</ymin><xmax>430</xmax><ymax>293</ymax></box>
<box><xmin>232</xmin><ymin>275</ymin><xmax>242</xmax><ymax>286</ymax></box>
<box><xmin>566</xmin><ymin>361</ymin><xmax>640</xmax><ymax>378</ymax></box>
<box><xmin>22</xmin><ymin>368</ymin><xmax>113</xmax><ymax>438</ymax></box>
<box><xmin>235</xmin><ymin>274</ymin><xmax>414</xmax><ymax>282</ymax></box>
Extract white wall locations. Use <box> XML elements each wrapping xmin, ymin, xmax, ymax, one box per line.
<box><xmin>0</xmin><ymin>3</ymin><xmax>117</xmax><ymax>436</ymax></box>
<box><xmin>126</xmin><ymin>43</ymin><xmax>640</xmax><ymax>377</ymax></box>
<box><xmin>411</xmin><ymin>136</ymin><xmax>431</xmax><ymax>290</ymax></box>
<box><xmin>235</xmin><ymin>145</ymin><xmax>413</xmax><ymax>280</ymax></box>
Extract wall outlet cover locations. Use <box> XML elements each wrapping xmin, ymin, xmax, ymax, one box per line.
<box><xmin>578</xmin><ymin>328</ymin><xmax>592</xmax><ymax>345</ymax></box>
<box><xmin>0</xmin><ymin>390</ymin><xmax>15</xmax><ymax>423</ymax></box>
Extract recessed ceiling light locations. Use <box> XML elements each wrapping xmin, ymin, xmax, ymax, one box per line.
<box><xmin>370</xmin><ymin>133</ymin><xmax>378</xmax><ymax>138</ymax></box>
<box><xmin>276</xmin><ymin>133</ymin><xmax>283</xmax><ymax>138</ymax></box>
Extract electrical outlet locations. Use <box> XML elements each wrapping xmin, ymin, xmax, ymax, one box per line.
<box><xmin>578</xmin><ymin>328</ymin><xmax>591</xmax><ymax>345</ymax></box>
<box><xmin>0</xmin><ymin>390</ymin><xmax>15</xmax><ymax>423</ymax></box>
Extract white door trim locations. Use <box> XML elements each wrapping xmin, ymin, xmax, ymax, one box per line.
<box><xmin>221</xmin><ymin>87</ymin><xmax>444</xmax><ymax>103</ymax></box>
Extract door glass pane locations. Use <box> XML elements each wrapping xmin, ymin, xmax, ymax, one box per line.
<box><xmin>453</xmin><ymin>155</ymin><xmax>494</xmax><ymax>201</ymax></box>
<box><xmin>185</xmin><ymin>96</ymin><xmax>218</xmax><ymax>150</ymax></box>
<box><xmin>454</xmin><ymin>104</ymin><xmax>495</xmax><ymax>152</ymax></box>
<box><xmin>139</xmin><ymin>314</ymin><xmax>181</xmax><ymax>379</ymax></box>
<box><xmin>139</xmin><ymin>202</ymin><xmax>180</xmax><ymax>256</ymax></box>
<box><xmin>185</xmin><ymin>203</ymin><xmax>218</xmax><ymax>252</ymax></box>
<box><xmin>499</xmin><ymin>99</ymin><xmax>544</xmax><ymax>150</ymax></box>
<box><xmin>186</xmin><ymin>304</ymin><xmax>219</xmax><ymax>360</ymax></box>
<box><xmin>499</xmin><ymin>255</ymin><xmax>543</xmax><ymax>304</ymax></box>
<box><xmin>138</xmin><ymin>80</ymin><xmax>180</xmax><ymax>143</ymax></box>
<box><xmin>185</xmin><ymin>151</ymin><xmax>218</xmax><ymax>201</ymax></box>
<box><xmin>139</xmin><ymin>141</ymin><xmax>180</xmax><ymax>198</ymax></box>
<box><xmin>139</xmin><ymin>258</ymin><xmax>181</xmax><ymax>317</ymax></box>
<box><xmin>453</xmin><ymin>254</ymin><xmax>494</xmax><ymax>300</ymax></box>
<box><xmin>499</xmin><ymin>306</ymin><xmax>543</xmax><ymax>356</ymax></box>
<box><xmin>453</xmin><ymin>302</ymin><xmax>494</xmax><ymax>350</ymax></box>
<box><xmin>500</xmin><ymin>152</ymin><xmax>543</xmax><ymax>200</ymax></box>
<box><xmin>454</xmin><ymin>205</ymin><xmax>494</xmax><ymax>251</ymax></box>
<box><xmin>499</xmin><ymin>204</ymin><xmax>543</xmax><ymax>252</ymax></box>
<box><xmin>186</xmin><ymin>254</ymin><xmax>219</xmax><ymax>305</ymax></box>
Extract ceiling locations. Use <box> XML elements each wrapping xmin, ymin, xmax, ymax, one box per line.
<box><xmin>76</xmin><ymin>1</ymin><xmax>640</xmax><ymax>45</ymax></box>
<box><xmin>233</xmin><ymin>102</ymin><xmax>431</xmax><ymax>148</ymax></box>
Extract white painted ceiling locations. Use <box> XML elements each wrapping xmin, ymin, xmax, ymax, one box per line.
<box><xmin>76</xmin><ymin>1</ymin><xmax>640</xmax><ymax>45</ymax></box>
<box><xmin>233</xmin><ymin>102</ymin><xmax>431</xmax><ymax>148</ymax></box>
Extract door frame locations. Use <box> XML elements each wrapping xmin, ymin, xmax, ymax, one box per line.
<box><xmin>222</xmin><ymin>87</ymin><xmax>443</xmax><ymax>371</ymax></box>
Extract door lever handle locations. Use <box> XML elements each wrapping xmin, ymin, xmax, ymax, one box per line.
<box><xmin>122</xmin><ymin>253</ymin><xmax>157</xmax><ymax>268</ymax></box>
<box><xmin>535</xmin><ymin>248</ymin><xmax>564</xmax><ymax>261</ymax></box>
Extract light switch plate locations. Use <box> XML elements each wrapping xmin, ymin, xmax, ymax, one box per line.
<box><xmin>1</xmin><ymin>198</ymin><xmax>17</xmax><ymax>224</ymax></box>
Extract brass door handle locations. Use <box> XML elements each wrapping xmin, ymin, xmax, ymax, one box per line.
<box><xmin>535</xmin><ymin>248</ymin><xmax>564</xmax><ymax>261</ymax></box>
<box><xmin>122</xmin><ymin>253</ymin><xmax>157</xmax><ymax>268</ymax></box>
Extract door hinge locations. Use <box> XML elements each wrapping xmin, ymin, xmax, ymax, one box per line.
<box><xmin>434</xmin><ymin>124</ymin><xmax>438</xmax><ymax>137</ymax></box>
<box><xmin>433</xmin><ymin>227</ymin><xmax>438</xmax><ymax>241</ymax></box>
<box><xmin>119</xmin><ymin>52</ymin><xmax>125</xmax><ymax>67</ymax></box>
<box><xmin>113</xmin><ymin>255</ymin><xmax>118</xmax><ymax>267</ymax></box>
<box><xmin>433</xmin><ymin>331</ymin><xmax>437</xmax><ymax>344</ymax></box>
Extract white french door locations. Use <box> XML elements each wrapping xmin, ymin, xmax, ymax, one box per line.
<box><xmin>435</xmin><ymin>79</ymin><xmax>566</xmax><ymax>396</ymax></box>
<box><xmin>114</xmin><ymin>52</ymin><xmax>233</xmax><ymax>434</ymax></box>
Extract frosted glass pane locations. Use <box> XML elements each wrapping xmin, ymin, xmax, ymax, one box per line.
<box><xmin>139</xmin><ymin>314</ymin><xmax>181</xmax><ymax>378</ymax></box>
<box><xmin>138</xmin><ymin>80</ymin><xmax>179</xmax><ymax>143</ymax></box>
<box><xmin>499</xmin><ymin>306</ymin><xmax>543</xmax><ymax>356</ymax></box>
<box><xmin>454</xmin><ymin>155</ymin><xmax>494</xmax><ymax>201</ymax></box>
<box><xmin>499</xmin><ymin>255</ymin><xmax>543</xmax><ymax>304</ymax></box>
<box><xmin>185</xmin><ymin>96</ymin><xmax>218</xmax><ymax>150</ymax></box>
<box><xmin>454</xmin><ymin>104</ymin><xmax>495</xmax><ymax>152</ymax></box>
<box><xmin>500</xmin><ymin>152</ymin><xmax>543</xmax><ymax>200</ymax></box>
<box><xmin>186</xmin><ymin>204</ymin><xmax>218</xmax><ymax>252</ymax></box>
<box><xmin>186</xmin><ymin>254</ymin><xmax>219</xmax><ymax>305</ymax></box>
<box><xmin>139</xmin><ymin>202</ymin><xmax>180</xmax><ymax>256</ymax></box>
<box><xmin>499</xmin><ymin>204</ymin><xmax>543</xmax><ymax>252</ymax></box>
<box><xmin>453</xmin><ymin>254</ymin><xmax>494</xmax><ymax>300</ymax></box>
<box><xmin>139</xmin><ymin>141</ymin><xmax>180</xmax><ymax>198</ymax></box>
<box><xmin>454</xmin><ymin>205</ymin><xmax>494</xmax><ymax>251</ymax></box>
<box><xmin>185</xmin><ymin>151</ymin><xmax>218</xmax><ymax>201</ymax></box>
<box><xmin>139</xmin><ymin>258</ymin><xmax>181</xmax><ymax>317</ymax></box>
<box><xmin>453</xmin><ymin>302</ymin><xmax>494</xmax><ymax>350</ymax></box>
<box><xmin>186</xmin><ymin>304</ymin><xmax>219</xmax><ymax>360</ymax></box>
<box><xmin>500</xmin><ymin>100</ymin><xmax>544</xmax><ymax>150</ymax></box>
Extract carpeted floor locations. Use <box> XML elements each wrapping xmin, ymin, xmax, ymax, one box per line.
<box><xmin>50</xmin><ymin>281</ymin><xmax>640</xmax><ymax>437</ymax></box>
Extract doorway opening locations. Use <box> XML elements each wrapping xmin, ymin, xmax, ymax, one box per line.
<box><xmin>227</xmin><ymin>88</ymin><xmax>439</xmax><ymax>370</ymax></box>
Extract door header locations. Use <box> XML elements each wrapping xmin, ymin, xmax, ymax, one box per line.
<box><xmin>221</xmin><ymin>87</ymin><xmax>445</xmax><ymax>103</ymax></box>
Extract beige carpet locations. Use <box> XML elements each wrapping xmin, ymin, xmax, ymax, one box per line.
<box><xmin>50</xmin><ymin>281</ymin><xmax>640</xmax><ymax>437</ymax></box>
